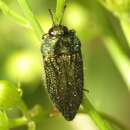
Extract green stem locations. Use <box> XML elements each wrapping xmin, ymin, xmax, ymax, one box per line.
<box><xmin>101</xmin><ymin>112</ymin><xmax>129</xmax><ymax>130</ymax></box>
<box><xmin>9</xmin><ymin>102</ymin><xmax>37</xmax><ymax>129</ymax></box>
<box><xmin>104</xmin><ymin>37</ymin><xmax>130</xmax><ymax>89</ymax></box>
<box><xmin>83</xmin><ymin>96</ymin><xmax>111</xmax><ymax>130</ymax></box>
<box><xmin>17</xmin><ymin>0</ymin><xmax>43</xmax><ymax>39</ymax></box>
<box><xmin>87</xmin><ymin>0</ymin><xmax>130</xmax><ymax>90</ymax></box>
<box><xmin>82</xmin><ymin>96</ymin><xmax>129</xmax><ymax>130</ymax></box>
<box><xmin>0</xmin><ymin>0</ymin><xmax>30</xmax><ymax>28</ymax></box>
<box><xmin>55</xmin><ymin>0</ymin><xmax>66</xmax><ymax>23</ymax></box>
<box><xmin>120</xmin><ymin>17</ymin><xmax>130</xmax><ymax>48</ymax></box>
<box><xmin>97</xmin><ymin>1</ymin><xmax>130</xmax><ymax>89</ymax></box>
<box><xmin>9</xmin><ymin>116</ymin><xmax>28</xmax><ymax>128</ymax></box>
<box><xmin>98</xmin><ymin>0</ymin><xmax>130</xmax><ymax>48</ymax></box>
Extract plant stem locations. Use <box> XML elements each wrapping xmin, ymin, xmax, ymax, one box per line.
<box><xmin>120</xmin><ymin>18</ymin><xmax>130</xmax><ymax>48</ymax></box>
<box><xmin>83</xmin><ymin>96</ymin><xmax>111</xmax><ymax>130</ymax></box>
<box><xmin>55</xmin><ymin>0</ymin><xmax>66</xmax><ymax>23</ymax></box>
<box><xmin>98</xmin><ymin>0</ymin><xmax>130</xmax><ymax>89</ymax></box>
<box><xmin>17</xmin><ymin>0</ymin><xmax>43</xmax><ymax>39</ymax></box>
<box><xmin>87</xmin><ymin>0</ymin><xmax>130</xmax><ymax>91</ymax></box>
<box><xmin>0</xmin><ymin>0</ymin><xmax>30</xmax><ymax>28</ymax></box>
<box><xmin>104</xmin><ymin>37</ymin><xmax>130</xmax><ymax>89</ymax></box>
<box><xmin>98</xmin><ymin>0</ymin><xmax>130</xmax><ymax>48</ymax></box>
<box><xmin>9</xmin><ymin>102</ymin><xmax>37</xmax><ymax>129</ymax></box>
<box><xmin>83</xmin><ymin>96</ymin><xmax>129</xmax><ymax>130</ymax></box>
<box><xmin>9</xmin><ymin>116</ymin><xmax>28</xmax><ymax>128</ymax></box>
<box><xmin>101</xmin><ymin>112</ymin><xmax>129</xmax><ymax>130</ymax></box>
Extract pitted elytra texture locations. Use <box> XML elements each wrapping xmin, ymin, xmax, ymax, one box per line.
<box><xmin>41</xmin><ymin>25</ymin><xmax>83</xmax><ymax>121</ymax></box>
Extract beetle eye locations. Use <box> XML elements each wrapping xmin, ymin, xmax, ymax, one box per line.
<box><xmin>49</xmin><ymin>28</ymin><xmax>54</xmax><ymax>36</ymax></box>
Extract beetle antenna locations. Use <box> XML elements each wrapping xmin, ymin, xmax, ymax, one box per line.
<box><xmin>59</xmin><ymin>5</ymin><xmax>67</xmax><ymax>25</ymax></box>
<box><xmin>48</xmin><ymin>9</ymin><xmax>55</xmax><ymax>26</ymax></box>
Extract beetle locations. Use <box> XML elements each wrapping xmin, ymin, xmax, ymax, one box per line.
<box><xmin>41</xmin><ymin>5</ymin><xmax>83</xmax><ymax>121</ymax></box>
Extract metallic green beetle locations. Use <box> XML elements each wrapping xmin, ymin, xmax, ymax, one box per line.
<box><xmin>41</xmin><ymin>7</ymin><xmax>83</xmax><ymax>121</ymax></box>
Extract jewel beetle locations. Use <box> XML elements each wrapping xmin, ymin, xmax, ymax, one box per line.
<box><xmin>41</xmin><ymin>6</ymin><xmax>83</xmax><ymax>121</ymax></box>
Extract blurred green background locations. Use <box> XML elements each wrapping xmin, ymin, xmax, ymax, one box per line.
<box><xmin>0</xmin><ymin>0</ymin><xmax>130</xmax><ymax>130</ymax></box>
